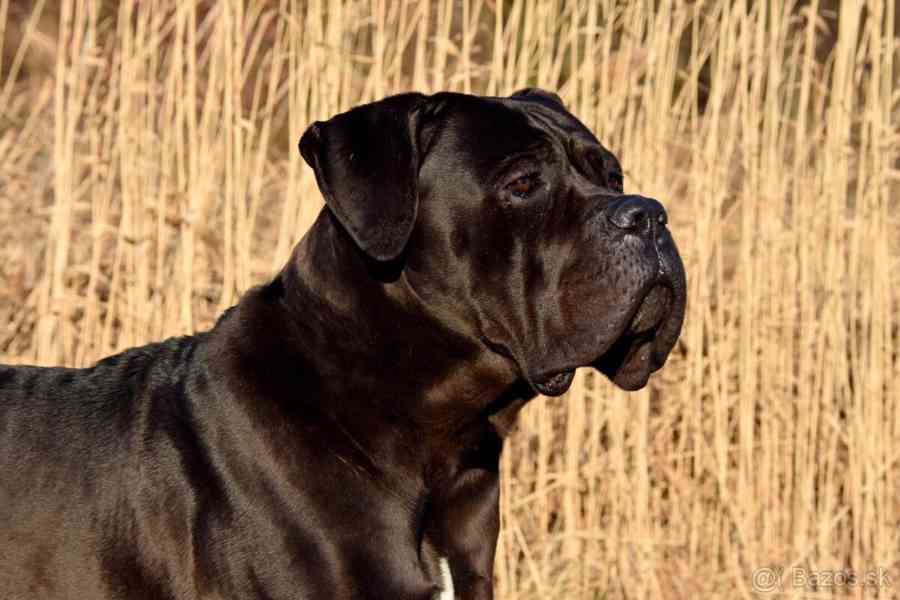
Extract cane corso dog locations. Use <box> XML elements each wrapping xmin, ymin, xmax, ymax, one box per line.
<box><xmin>0</xmin><ymin>89</ymin><xmax>685</xmax><ymax>599</ymax></box>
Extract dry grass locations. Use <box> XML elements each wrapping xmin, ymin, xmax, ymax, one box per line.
<box><xmin>1</xmin><ymin>1</ymin><xmax>899</xmax><ymax>598</ymax></box>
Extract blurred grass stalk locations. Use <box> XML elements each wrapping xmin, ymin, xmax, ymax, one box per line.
<box><xmin>0</xmin><ymin>1</ymin><xmax>898</xmax><ymax>598</ymax></box>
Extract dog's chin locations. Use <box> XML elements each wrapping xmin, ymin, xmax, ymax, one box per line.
<box><xmin>593</xmin><ymin>284</ymin><xmax>675</xmax><ymax>392</ymax></box>
<box><xmin>531</xmin><ymin>369</ymin><xmax>576</xmax><ymax>396</ymax></box>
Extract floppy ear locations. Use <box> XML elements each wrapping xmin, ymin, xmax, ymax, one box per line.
<box><xmin>299</xmin><ymin>93</ymin><xmax>428</xmax><ymax>262</ymax></box>
<box><xmin>510</xmin><ymin>88</ymin><xmax>566</xmax><ymax>111</ymax></box>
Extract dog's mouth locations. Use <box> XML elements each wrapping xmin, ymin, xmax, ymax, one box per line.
<box><xmin>593</xmin><ymin>284</ymin><xmax>675</xmax><ymax>391</ymax></box>
<box><xmin>486</xmin><ymin>276</ymin><xmax>685</xmax><ymax>397</ymax></box>
<box><xmin>529</xmin><ymin>285</ymin><xmax>676</xmax><ymax>396</ymax></box>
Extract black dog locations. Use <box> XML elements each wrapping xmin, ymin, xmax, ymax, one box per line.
<box><xmin>0</xmin><ymin>89</ymin><xmax>685</xmax><ymax>599</ymax></box>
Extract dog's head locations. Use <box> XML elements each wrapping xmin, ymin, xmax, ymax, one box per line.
<box><xmin>299</xmin><ymin>90</ymin><xmax>686</xmax><ymax>396</ymax></box>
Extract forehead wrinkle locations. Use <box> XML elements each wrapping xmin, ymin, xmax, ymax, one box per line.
<box><xmin>440</xmin><ymin>107</ymin><xmax>557</xmax><ymax>183</ymax></box>
<box><xmin>505</xmin><ymin>99</ymin><xmax>598</xmax><ymax>141</ymax></box>
<box><xmin>500</xmin><ymin>100</ymin><xmax>624</xmax><ymax>183</ymax></box>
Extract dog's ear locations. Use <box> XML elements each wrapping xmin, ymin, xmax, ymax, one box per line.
<box><xmin>510</xmin><ymin>88</ymin><xmax>566</xmax><ymax>111</ymax></box>
<box><xmin>299</xmin><ymin>93</ymin><xmax>428</xmax><ymax>262</ymax></box>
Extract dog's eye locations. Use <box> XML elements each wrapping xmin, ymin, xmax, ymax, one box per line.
<box><xmin>608</xmin><ymin>172</ymin><xmax>624</xmax><ymax>192</ymax></box>
<box><xmin>507</xmin><ymin>173</ymin><xmax>540</xmax><ymax>199</ymax></box>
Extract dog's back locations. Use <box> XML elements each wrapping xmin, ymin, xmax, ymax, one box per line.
<box><xmin>0</xmin><ymin>335</ymin><xmax>205</xmax><ymax>598</ymax></box>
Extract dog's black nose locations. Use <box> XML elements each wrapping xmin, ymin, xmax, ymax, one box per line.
<box><xmin>607</xmin><ymin>195</ymin><xmax>667</xmax><ymax>232</ymax></box>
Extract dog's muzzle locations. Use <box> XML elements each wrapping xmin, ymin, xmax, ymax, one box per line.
<box><xmin>594</xmin><ymin>207</ymin><xmax>687</xmax><ymax>391</ymax></box>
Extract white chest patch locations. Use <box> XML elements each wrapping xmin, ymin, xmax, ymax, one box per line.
<box><xmin>435</xmin><ymin>556</ymin><xmax>455</xmax><ymax>600</ymax></box>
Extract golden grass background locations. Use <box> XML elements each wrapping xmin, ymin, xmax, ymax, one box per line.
<box><xmin>1</xmin><ymin>1</ymin><xmax>898</xmax><ymax>598</ymax></box>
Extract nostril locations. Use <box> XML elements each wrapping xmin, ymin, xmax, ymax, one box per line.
<box><xmin>628</xmin><ymin>208</ymin><xmax>646</xmax><ymax>228</ymax></box>
<box><xmin>608</xmin><ymin>196</ymin><xmax>660</xmax><ymax>231</ymax></box>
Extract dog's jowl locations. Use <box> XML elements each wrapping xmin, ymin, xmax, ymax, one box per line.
<box><xmin>0</xmin><ymin>89</ymin><xmax>685</xmax><ymax>600</ymax></box>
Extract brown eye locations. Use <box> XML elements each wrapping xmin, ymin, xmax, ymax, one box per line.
<box><xmin>608</xmin><ymin>172</ymin><xmax>624</xmax><ymax>192</ymax></box>
<box><xmin>507</xmin><ymin>173</ymin><xmax>539</xmax><ymax>198</ymax></box>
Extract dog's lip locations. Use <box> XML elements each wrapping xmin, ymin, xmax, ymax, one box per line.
<box><xmin>593</xmin><ymin>284</ymin><xmax>674</xmax><ymax>390</ymax></box>
<box><xmin>530</xmin><ymin>369</ymin><xmax>576</xmax><ymax>397</ymax></box>
<box><xmin>628</xmin><ymin>285</ymin><xmax>671</xmax><ymax>334</ymax></box>
<box><xmin>534</xmin><ymin>287</ymin><xmax>672</xmax><ymax>389</ymax></box>
<box><xmin>594</xmin><ymin>331</ymin><xmax>659</xmax><ymax>391</ymax></box>
<box><xmin>481</xmin><ymin>282</ymin><xmax>680</xmax><ymax>396</ymax></box>
<box><xmin>480</xmin><ymin>336</ymin><xmax>576</xmax><ymax>397</ymax></box>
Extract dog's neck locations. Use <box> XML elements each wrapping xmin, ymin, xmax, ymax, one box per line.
<box><xmin>227</xmin><ymin>209</ymin><xmax>521</xmax><ymax>433</ymax></box>
<box><xmin>203</xmin><ymin>210</ymin><xmax>536</xmax><ymax>506</ymax></box>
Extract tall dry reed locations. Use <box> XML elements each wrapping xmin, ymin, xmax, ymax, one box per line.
<box><xmin>1</xmin><ymin>1</ymin><xmax>897</xmax><ymax>598</ymax></box>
